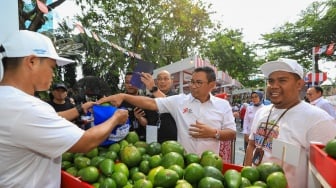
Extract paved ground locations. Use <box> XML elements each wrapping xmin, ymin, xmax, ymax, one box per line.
<box><xmin>233</xmin><ymin>121</ymin><xmax>246</xmax><ymax>165</ymax></box>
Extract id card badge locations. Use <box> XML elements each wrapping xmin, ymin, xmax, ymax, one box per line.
<box><xmin>146</xmin><ymin>125</ymin><xmax>157</xmax><ymax>143</ymax></box>
<box><xmin>252</xmin><ymin>147</ymin><xmax>264</xmax><ymax>166</ymax></box>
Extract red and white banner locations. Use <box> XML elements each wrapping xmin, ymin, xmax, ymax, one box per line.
<box><xmin>305</xmin><ymin>72</ymin><xmax>327</xmax><ymax>83</ymax></box>
<box><xmin>195</xmin><ymin>56</ymin><xmax>218</xmax><ymax>75</ymax></box>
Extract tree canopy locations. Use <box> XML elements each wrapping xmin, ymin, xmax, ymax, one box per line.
<box><xmin>18</xmin><ymin>0</ymin><xmax>336</xmax><ymax>90</ymax></box>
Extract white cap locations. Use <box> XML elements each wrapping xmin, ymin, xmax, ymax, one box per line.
<box><xmin>0</xmin><ymin>30</ymin><xmax>74</xmax><ymax>80</ymax></box>
<box><xmin>260</xmin><ymin>58</ymin><xmax>303</xmax><ymax>78</ymax></box>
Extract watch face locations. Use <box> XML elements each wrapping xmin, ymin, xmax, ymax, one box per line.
<box><xmin>151</xmin><ymin>86</ymin><xmax>158</xmax><ymax>92</ymax></box>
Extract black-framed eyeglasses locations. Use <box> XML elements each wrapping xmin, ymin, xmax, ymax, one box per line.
<box><xmin>188</xmin><ymin>80</ymin><xmax>209</xmax><ymax>88</ymax></box>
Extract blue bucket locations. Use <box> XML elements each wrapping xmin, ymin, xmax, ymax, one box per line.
<box><xmin>93</xmin><ymin>105</ymin><xmax>130</xmax><ymax>146</ymax></box>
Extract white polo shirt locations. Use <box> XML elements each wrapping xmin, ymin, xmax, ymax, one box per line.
<box><xmin>155</xmin><ymin>93</ymin><xmax>236</xmax><ymax>155</ymax></box>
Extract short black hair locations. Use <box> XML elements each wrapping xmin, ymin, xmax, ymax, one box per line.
<box><xmin>126</xmin><ymin>72</ymin><xmax>133</xmax><ymax>76</ymax></box>
<box><xmin>313</xmin><ymin>86</ymin><xmax>323</xmax><ymax>95</ymax></box>
<box><xmin>193</xmin><ymin>66</ymin><xmax>216</xmax><ymax>82</ymax></box>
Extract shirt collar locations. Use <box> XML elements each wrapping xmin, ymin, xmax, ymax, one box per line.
<box><xmin>310</xmin><ymin>96</ymin><xmax>323</xmax><ymax>105</ymax></box>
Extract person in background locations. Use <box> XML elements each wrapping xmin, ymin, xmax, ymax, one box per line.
<box><xmin>48</xmin><ymin>82</ymin><xmax>75</xmax><ymax>112</ymax></box>
<box><xmin>306</xmin><ymin>86</ymin><xmax>336</xmax><ymax>119</ymax></box>
<box><xmin>98</xmin><ymin>66</ymin><xmax>236</xmax><ymax>156</ymax></box>
<box><xmin>119</xmin><ymin>72</ymin><xmax>154</xmax><ymax>141</ymax></box>
<box><xmin>0</xmin><ymin>30</ymin><xmax>128</xmax><ymax>187</ymax></box>
<box><xmin>141</xmin><ymin>70</ymin><xmax>178</xmax><ymax>143</ymax></box>
<box><xmin>242</xmin><ymin>91</ymin><xmax>264</xmax><ymax>151</ymax></box>
<box><xmin>239</xmin><ymin>102</ymin><xmax>248</xmax><ymax>130</ymax></box>
<box><xmin>244</xmin><ymin>58</ymin><xmax>336</xmax><ymax>187</ymax></box>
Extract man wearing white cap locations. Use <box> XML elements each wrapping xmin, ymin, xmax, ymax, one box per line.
<box><xmin>244</xmin><ymin>58</ymin><xmax>336</xmax><ymax>187</ymax></box>
<box><xmin>0</xmin><ymin>30</ymin><xmax>128</xmax><ymax>187</ymax></box>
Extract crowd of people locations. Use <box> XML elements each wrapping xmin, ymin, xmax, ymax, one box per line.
<box><xmin>1</xmin><ymin>30</ymin><xmax>336</xmax><ymax>187</ymax></box>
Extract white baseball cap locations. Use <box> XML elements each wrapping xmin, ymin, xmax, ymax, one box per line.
<box><xmin>260</xmin><ymin>58</ymin><xmax>304</xmax><ymax>78</ymax></box>
<box><xmin>0</xmin><ymin>30</ymin><xmax>74</xmax><ymax>80</ymax></box>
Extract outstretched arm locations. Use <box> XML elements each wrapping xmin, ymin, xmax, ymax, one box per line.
<box><xmin>98</xmin><ymin>93</ymin><xmax>159</xmax><ymax>112</ymax></box>
<box><xmin>68</xmin><ymin>109</ymin><xmax>129</xmax><ymax>153</ymax></box>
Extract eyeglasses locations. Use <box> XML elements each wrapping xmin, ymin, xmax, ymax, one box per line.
<box><xmin>157</xmin><ymin>77</ymin><xmax>170</xmax><ymax>81</ymax></box>
<box><xmin>188</xmin><ymin>80</ymin><xmax>208</xmax><ymax>88</ymax></box>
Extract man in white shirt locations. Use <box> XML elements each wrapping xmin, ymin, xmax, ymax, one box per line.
<box><xmin>306</xmin><ymin>86</ymin><xmax>336</xmax><ymax>119</ymax></box>
<box><xmin>244</xmin><ymin>58</ymin><xmax>336</xmax><ymax>187</ymax></box>
<box><xmin>99</xmin><ymin>67</ymin><xmax>236</xmax><ymax>156</ymax></box>
<box><xmin>0</xmin><ymin>30</ymin><xmax>128</xmax><ymax>187</ymax></box>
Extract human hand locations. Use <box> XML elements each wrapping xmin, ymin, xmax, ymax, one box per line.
<box><xmin>140</xmin><ymin>72</ymin><xmax>155</xmax><ymax>90</ymax></box>
<box><xmin>134</xmin><ymin>107</ymin><xmax>146</xmax><ymax>119</ymax></box>
<box><xmin>82</xmin><ymin>101</ymin><xmax>96</xmax><ymax>114</ymax></box>
<box><xmin>113</xmin><ymin>109</ymin><xmax>129</xmax><ymax>125</ymax></box>
<box><xmin>189</xmin><ymin>120</ymin><xmax>216</xmax><ymax>138</ymax></box>
<box><xmin>97</xmin><ymin>94</ymin><xmax>123</xmax><ymax>107</ymax></box>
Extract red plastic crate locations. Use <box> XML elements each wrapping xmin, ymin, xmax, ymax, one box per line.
<box><xmin>310</xmin><ymin>143</ymin><xmax>336</xmax><ymax>187</ymax></box>
<box><xmin>61</xmin><ymin>170</ymin><xmax>93</xmax><ymax>188</ymax></box>
<box><xmin>222</xmin><ymin>163</ymin><xmax>243</xmax><ymax>174</ymax></box>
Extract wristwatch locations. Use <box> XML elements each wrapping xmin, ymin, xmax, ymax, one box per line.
<box><xmin>76</xmin><ymin>104</ymin><xmax>84</xmax><ymax>115</ymax></box>
<box><xmin>149</xmin><ymin>86</ymin><xmax>159</xmax><ymax>93</ymax></box>
<box><xmin>215</xmin><ymin>129</ymin><xmax>220</xmax><ymax>140</ymax></box>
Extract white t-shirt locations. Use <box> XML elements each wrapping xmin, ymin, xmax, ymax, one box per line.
<box><xmin>155</xmin><ymin>93</ymin><xmax>236</xmax><ymax>155</ymax></box>
<box><xmin>0</xmin><ymin>86</ymin><xmax>84</xmax><ymax>188</ymax></box>
<box><xmin>249</xmin><ymin>101</ymin><xmax>336</xmax><ymax>187</ymax></box>
<box><xmin>242</xmin><ymin>104</ymin><xmax>264</xmax><ymax>135</ymax></box>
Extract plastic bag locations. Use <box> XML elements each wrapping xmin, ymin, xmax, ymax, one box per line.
<box><xmin>93</xmin><ymin>105</ymin><xmax>130</xmax><ymax>146</ymax></box>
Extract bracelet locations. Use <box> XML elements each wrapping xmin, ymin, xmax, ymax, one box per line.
<box><xmin>76</xmin><ymin>104</ymin><xmax>84</xmax><ymax>115</ymax></box>
<box><xmin>215</xmin><ymin>129</ymin><xmax>220</xmax><ymax>140</ymax></box>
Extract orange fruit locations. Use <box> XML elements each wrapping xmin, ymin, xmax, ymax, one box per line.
<box><xmin>325</xmin><ymin>139</ymin><xmax>336</xmax><ymax>158</ymax></box>
<box><xmin>100</xmin><ymin>177</ymin><xmax>117</xmax><ymax>188</ymax></box>
<box><xmin>203</xmin><ymin>165</ymin><xmax>224</xmax><ymax>182</ymax></box>
<box><xmin>113</xmin><ymin>162</ymin><xmax>129</xmax><ymax>178</ymax></box>
<box><xmin>160</xmin><ymin>151</ymin><xmax>185</xmax><ymax>168</ymax></box>
<box><xmin>198</xmin><ymin>177</ymin><xmax>224</xmax><ymax>188</ymax></box>
<box><xmin>111</xmin><ymin>171</ymin><xmax>128</xmax><ymax>187</ymax></box>
<box><xmin>253</xmin><ymin>180</ymin><xmax>268</xmax><ymax>187</ymax></box>
<box><xmin>147</xmin><ymin>142</ymin><xmax>162</xmax><ymax>156</ymax></box>
<box><xmin>62</xmin><ymin>161</ymin><xmax>72</xmax><ymax>170</ymax></box>
<box><xmin>65</xmin><ymin>166</ymin><xmax>78</xmax><ymax>177</ymax></box>
<box><xmin>168</xmin><ymin>164</ymin><xmax>184</xmax><ymax>179</ymax></box>
<box><xmin>132</xmin><ymin>171</ymin><xmax>147</xmax><ymax>182</ymax></box>
<box><xmin>148</xmin><ymin>154</ymin><xmax>162</xmax><ymax>169</ymax></box>
<box><xmin>85</xmin><ymin>147</ymin><xmax>99</xmax><ymax>158</ymax></box>
<box><xmin>184</xmin><ymin>153</ymin><xmax>200</xmax><ymax>165</ymax></box>
<box><xmin>223</xmin><ymin>169</ymin><xmax>241</xmax><ymax>188</ymax></box>
<box><xmin>153</xmin><ymin>168</ymin><xmax>179</xmax><ymax>188</ymax></box>
<box><xmin>99</xmin><ymin>158</ymin><xmax>114</xmax><ymax>177</ymax></box>
<box><xmin>90</xmin><ymin>156</ymin><xmax>105</xmax><ymax>167</ymax></box>
<box><xmin>256</xmin><ymin>162</ymin><xmax>284</xmax><ymax>182</ymax></box>
<box><xmin>241</xmin><ymin>177</ymin><xmax>252</xmax><ymax>187</ymax></box>
<box><xmin>184</xmin><ymin>163</ymin><xmax>205</xmax><ymax>184</ymax></box>
<box><xmin>241</xmin><ymin>166</ymin><xmax>260</xmax><ymax>183</ymax></box>
<box><xmin>105</xmin><ymin>150</ymin><xmax>118</xmax><ymax>161</ymax></box>
<box><xmin>200</xmin><ymin>152</ymin><xmax>223</xmax><ymax>172</ymax></box>
<box><xmin>108</xmin><ymin>142</ymin><xmax>121</xmax><ymax>153</ymax></box>
<box><xmin>126</xmin><ymin>131</ymin><xmax>140</xmax><ymax>144</ymax></box>
<box><xmin>147</xmin><ymin>166</ymin><xmax>164</xmax><ymax>184</ymax></box>
<box><xmin>78</xmin><ymin>166</ymin><xmax>100</xmax><ymax>183</ymax></box>
<box><xmin>175</xmin><ymin>179</ymin><xmax>193</xmax><ymax>188</ymax></box>
<box><xmin>139</xmin><ymin>160</ymin><xmax>150</xmax><ymax>174</ymax></box>
<box><xmin>161</xmin><ymin>140</ymin><xmax>185</xmax><ymax>155</ymax></box>
<box><xmin>120</xmin><ymin>145</ymin><xmax>142</xmax><ymax>168</ymax></box>
<box><xmin>134</xmin><ymin>179</ymin><xmax>153</xmax><ymax>188</ymax></box>
<box><xmin>62</xmin><ymin>152</ymin><xmax>74</xmax><ymax>162</ymax></box>
<box><xmin>266</xmin><ymin>172</ymin><xmax>287</xmax><ymax>188</ymax></box>
<box><xmin>74</xmin><ymin>156</ymin><xmax>91</xmax><ymax>169</ymax></box>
